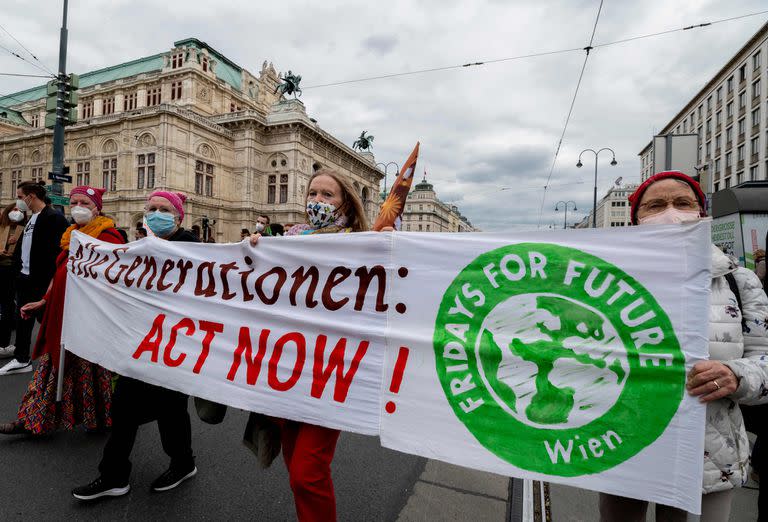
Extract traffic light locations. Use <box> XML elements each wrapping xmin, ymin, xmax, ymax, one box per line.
<box><xmin>44</xmin><ymin>73</ymin><xmax>79</xmax><ymax>129</ymax></box>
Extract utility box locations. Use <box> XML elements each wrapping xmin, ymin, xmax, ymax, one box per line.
<box><xmin>711</xmin><ymin>181</ymin><xmax>768</xmax><ymax>268</ymax></box>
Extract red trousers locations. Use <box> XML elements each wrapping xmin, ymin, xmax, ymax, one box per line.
<box><xmin>280</xmin><ymin>420</ymin><xmax>341</xmax><ymax>522</ymax></box>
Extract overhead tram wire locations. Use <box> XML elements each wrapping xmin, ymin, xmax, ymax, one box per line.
<box><xmin>302</xmin><ymin>47</ymin><xmax>585</xmax><ymax>89</ymax></box>
<box><xmin>536</xmin><ymin>0</ymin><xmax>604</xmax><ymax>228</ymax></box>
<box><xmin>594</xmin><ymin>8</ymin><xmax>768</xmax><ymax>49</ymax></box>
<box><xmin>0</xmin><ymin>41</ymin><xmax>56</xmax><ymax>78</ymax></box>
<box><xmin>534</xmin><ymin>8</ymin><xmax>768</xmax><ymax>227</ymax></box>
<box><xmin>0</xmin><ymin>23</ymin><xmax>56</xmax><ymax>76</ymax></box>
<box><xmin>302</xmin><ymin>8</ymin><xmax>768</xmax><ymax>91</ymax></box>
<box><xmin>0</xmin><ymin>72</ymin><xmax>52</xmax><ymax>78</ymax></box>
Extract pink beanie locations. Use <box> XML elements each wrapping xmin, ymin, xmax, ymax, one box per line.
<box><xmin>70</xmin><ymin>186</ymin><xmax>106</xmax><ymax>210</ymax></box>
<box><xmin>148</xmin><ymin>191</ymin><xmax>187</xmax><ymax>220</ymax></box>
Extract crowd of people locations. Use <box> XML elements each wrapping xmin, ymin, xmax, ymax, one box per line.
<box><xmin>0</xmin><ymin>169</ymin><xmax>371</xmax><ymax>521</ymax></box>
<box><xmin>0</xmin><ymin>170</ymin><xmax>767</xmax><ymax>521</ymax></box>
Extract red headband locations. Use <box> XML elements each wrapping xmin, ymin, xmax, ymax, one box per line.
<box><xmin>628</xmin><ymin>171</ymin><xmax>707</xmax><ymax>225</ymax></box>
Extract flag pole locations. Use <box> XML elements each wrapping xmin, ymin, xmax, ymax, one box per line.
<box><xmin>373</xmin><ymin>142</ymin><xmax>420</xmax><ymax>231</ymax></box>
<box><xmin>56</xmin><ymin>343</ymin><xmax>66</xmax><ymax>402</ymax></box>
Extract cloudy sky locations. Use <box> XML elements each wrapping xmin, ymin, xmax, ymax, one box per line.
<box><xmin>1</xmin><ymin>0</ymin><xmax>767</xmax><ymax>231</ymax></box>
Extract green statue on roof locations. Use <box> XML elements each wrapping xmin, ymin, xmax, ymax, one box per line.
<box><xmin>352</xmin><ymin>131</ymin><xmax>374</xmax><ymax>151</ymax></box>
<box><xmin>275</xmin><ymin>70</ymin><xmax>302</xmax><ymax>99</ymax></box>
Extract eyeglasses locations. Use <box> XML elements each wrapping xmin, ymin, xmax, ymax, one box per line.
<box><xmin>638</xmin><ymin>197</ymin><xmax>699</xmax><ymax>214</ymax></box>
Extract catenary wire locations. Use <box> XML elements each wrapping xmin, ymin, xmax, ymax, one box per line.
<box><xmin>0</xmin><ymin>23</ymin><xmax>56</xmax><ymax>76</ymax></box>
<box><xmin>303</xmin><ymin>9</ymin><xmax>768</xmax><ymax>90</ymax></box>
<box><xmin>0</xmin><ymin>72</ymin><xmax>52</xmax><ymax>78</ymax></box>
<box><xmin>302</xmin><ymin>47</ymin><xmax>585</xmax><ymax>89</ymax></box>
<box><xmin>0</xmin><ymin>40</ymin><xmax>56</xmax><ymax>78</ymax></box>
<box><xmin>594</xmin><ymin>8</ymin><xmax>768</xmax><ymax>48</ymax></box>
<box><xmin>536</xmin><ymin>0</ymin><xmax>604</xmax><ymax>228</ymax></box>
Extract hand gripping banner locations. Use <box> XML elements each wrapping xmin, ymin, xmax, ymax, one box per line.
<box><xmin>62</xmin><ymin>222</ymin><xmax>712</xmax><ymax>513</ymax></box>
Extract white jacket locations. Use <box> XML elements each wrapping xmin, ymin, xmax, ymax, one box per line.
<box><xmin>703</xmin><ymin>244</ymin><xmax>768</xmax><ymax>493</ymax></box>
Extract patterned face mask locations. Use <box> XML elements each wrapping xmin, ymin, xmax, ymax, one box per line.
<box><xmin>306</xmin><ymin>200</ymin><xmax>337</xmax><ymax>228</ymax></box>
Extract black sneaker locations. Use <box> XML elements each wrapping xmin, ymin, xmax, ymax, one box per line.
<box><xmin>72</xmin><ymin>476</ymin><xmax>130</xmax><ymax>500</ymax></box>
<box><xmin>151</xmin><ymin>466</ymin><xmax>197</xmax><ymax>492</ymax></box>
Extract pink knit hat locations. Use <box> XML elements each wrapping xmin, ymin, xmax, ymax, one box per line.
<box><xmin>70</xmin><ymin>186</ymin><xmax>106</xmax><ymax>210</ymax></box>
<box><xmin>148</xmin><ymin>191</ymin><xmax>187</xmax><ymax>220</ymax></box>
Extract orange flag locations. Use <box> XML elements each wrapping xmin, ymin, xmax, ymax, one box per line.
<box><xmin>373</xmin><ymin>142</ymin><xmax>420</xmax><ymax>231</ymax></box>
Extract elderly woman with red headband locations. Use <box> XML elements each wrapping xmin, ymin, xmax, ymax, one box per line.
<box><xmin>599</xmin><ymin>171</ymin><xmax>768</xmax><ymax>522</ymax></box>
<box><xmin>0</xmin><ymin>186</ymin><xmax>124</xmax><ymax>436</ymax></box>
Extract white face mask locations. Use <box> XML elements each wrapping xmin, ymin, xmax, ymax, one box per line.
<box><xmin>16</xmin><ymin>198</ymin><xmax>29</xmax><ymax>212</ymax></box>
<box><xmin>638</xmin><ymin>207</ymin><xmax>701</xmax><ymax>225</ymax></box>
<box><xmin>255</xmin><ymin>223</ymin><xmax>265</xmax><ymax>232</ymax></box>
<box><xmin>71</xmin><ymin>206</ymin><xmax>94</xmax><ymax>225</ymax></box>
<box><xmin>8</xmin><ymin>210</ymin><xmax>24</xmax><ymax>223</ymax></box>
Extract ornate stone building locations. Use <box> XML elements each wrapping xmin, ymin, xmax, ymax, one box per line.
<box><xmin>400</xmin><ymin>174</ymin><xmax>478</xmax><ymax>232</ymax></box>
<box><xmin>0</xmin><ymin>38</ymin><xmax>382</xmax><ymax>240</ymax></box>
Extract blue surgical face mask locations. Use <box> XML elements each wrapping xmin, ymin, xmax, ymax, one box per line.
<box><xmin>144</xmin><ymin>211</ymin><xmax>177</xmax><ymax>238</ymax></box>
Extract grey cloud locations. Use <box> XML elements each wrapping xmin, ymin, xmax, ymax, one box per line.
<box><xmin>456</xmin><ymin>146</ymin><xmax>552</xmax><ymax>185</ymax></box>
<box><xmin>3</xmin><ymin>0</ymin><xmax>767</xmax><ymax>232</ymax></box>
<box><xmin>361</xmin><ymin>35</ymin><xmax>399</xmax><ymax>56</ymax></box>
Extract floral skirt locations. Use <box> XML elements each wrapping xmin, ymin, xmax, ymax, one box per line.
<box><xmin>17</xmin><ymin>353</ymin><xmax>113</xmax><ymax>434</ymax></box>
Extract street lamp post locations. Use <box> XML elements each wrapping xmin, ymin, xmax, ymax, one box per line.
<box><xmin>577</xmin><ymin>148</ymin><xmax>617</xmax><ymax>228</ymax></box>
<box><xmin>375</xmin><ymin>161</ymin><xmax>400</xmax><ymax>195</ymax></box>
<box><xmin>555</xmin><ymin>200</ymin><xmax>577</xmax><ymax>229</ymax></box>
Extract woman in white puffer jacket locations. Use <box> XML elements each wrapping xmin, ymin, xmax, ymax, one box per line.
<box><xmin>599</xmin><ymin>171</ymin><xmax>768</xmax><ymax>522</ymax></box>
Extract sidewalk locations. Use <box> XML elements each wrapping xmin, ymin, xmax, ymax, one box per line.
<box><xmin>548</xmin><ymin>479</ymin><xmax>758</xmax><ymax>521</ymax></box>
<box><xmin>396</xmin><ymin>461</ymin><xmax>511</xmax><ymax>521</ymax></box>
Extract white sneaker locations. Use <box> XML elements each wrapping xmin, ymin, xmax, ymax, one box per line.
<box><xmin>0</xmin><ymin>345</ymin><xmax>15</xmax><ymax>359</ymax></box>
<box><xmin>0</xmin><ymin>359</ymin><xmax>32</xmax><ymax>375</ymax></box>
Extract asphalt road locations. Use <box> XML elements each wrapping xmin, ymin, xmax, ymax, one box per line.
<box><xmin>0</xmin><ymin>366</ymin><xmax>426</xmax><ymax>521</ymax></box>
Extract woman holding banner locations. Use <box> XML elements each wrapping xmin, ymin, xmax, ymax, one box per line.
<box><xmin>249</xmin><ymin>168</ymin><xmax>369</xmax><ymax>522</ymax></box>
<box><xmin>599</xmin><ymin>171</ymin><xmax>768</xmax><ymax>522</ymax></box>
<box><xmin>0</xmin><ymin>187</ymin><xmax>123</xmax><ymax>436</ymax></box>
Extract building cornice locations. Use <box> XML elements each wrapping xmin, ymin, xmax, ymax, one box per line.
<box><xmin>211</xmin><ymin>107</ymin><xmax>384</xmax><ymax>180</ymax></box>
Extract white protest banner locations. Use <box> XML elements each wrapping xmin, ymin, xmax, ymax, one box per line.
<box><xmin>62</xmin><ymin>221</ymin><xmax>711</xmax><ymax>513</ymax></box>
<box><xmin>62</xmin><ymin>231</ymin><xmax>389</xmax><ymax>435</ymax></box>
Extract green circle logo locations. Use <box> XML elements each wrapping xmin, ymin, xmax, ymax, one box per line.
<box><xmin>433</xmin><ymin>243</ymin><xmax>684</xmax><ymax>476</ymax></box>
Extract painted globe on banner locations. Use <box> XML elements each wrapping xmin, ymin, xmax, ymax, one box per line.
<box><xmin>478</xmin><ymin>293</ymin><xmax>630</xmax><ymax>430</ymax></box>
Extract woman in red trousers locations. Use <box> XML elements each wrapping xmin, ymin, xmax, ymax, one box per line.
<box><xmin>250</xmin><ymin>168</ymin><xmax>369</xmax><ymax>521</ymax></box>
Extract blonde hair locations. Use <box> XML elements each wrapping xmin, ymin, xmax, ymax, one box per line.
<box><xmin>305</xmin><ymin>169</ymin><xmax>369</xmax><ymax>232</ymax></box>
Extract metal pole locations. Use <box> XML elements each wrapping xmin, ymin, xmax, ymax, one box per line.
<box><xmin>563</xmin><ymin>205</ymin><xmax>568</xmax><ymax>229</ymax></box>
<box><xmin>56</xmin><ymin>343</ymin><xmax>66</xmax><ymax>401</ymax></box>
<box><xmin>592</xmin><ymin>159</ymin><xmax>598</xmax><ymax>228</ymax></box>
<box><xmin>51</xmin><ymin>0</ymin><xmax>69</xmax><ymax>197</ymax></box>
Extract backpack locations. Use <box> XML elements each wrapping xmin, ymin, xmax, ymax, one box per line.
<box><xmin>724</xmin><ymin>271</ymin><xmax>748</xmax><ymax>332</ymax></box>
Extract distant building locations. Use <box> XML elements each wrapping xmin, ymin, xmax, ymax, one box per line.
<box><xmin>638</xmin><ymin>22</ymin><xmax>768</xmax><ymax>193</ymax></box>
<box><xmin>0</xmin><ymin>38</ymin><xmax>382</xmax><ymax>240</ymax></box>
<box><xmin>400</xmin><ymin>174</ymin><xmax>478</xmax><ymax>232</ymax></box>
<box><xmin>575</xmin><ymin>183</ymin><xmax>638</xmax><ymax>228</ymax></box>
